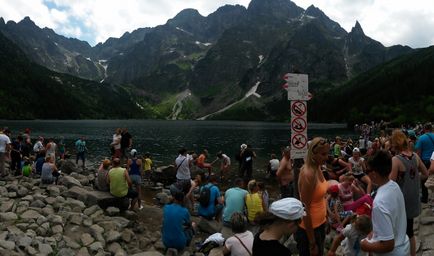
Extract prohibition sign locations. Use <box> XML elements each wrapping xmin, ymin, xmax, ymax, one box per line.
<box><xmin>291</xmin><ymin>101</ymin><xmax>307</xmax><ymax>116</ymax></box>
<box><xmin>292</xmin><ymin>134</ymin><xmax>307</xmax><ymax>149</ymax></box>
<box><xmin>292</xmin><ymin>117</ymin><xmax>307</xmax><ymax>133</ymax></box>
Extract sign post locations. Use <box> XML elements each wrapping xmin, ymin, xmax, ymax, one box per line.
<box><xmin>283</xmin><ymin>73</ymin><xmax>309</xmax><ymax>159</ymax></box>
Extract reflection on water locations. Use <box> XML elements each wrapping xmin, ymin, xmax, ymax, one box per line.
<box><xmin>1</xmin><ymin>120</ymin><xmax>353</xmax><ymax>171</ymax></box>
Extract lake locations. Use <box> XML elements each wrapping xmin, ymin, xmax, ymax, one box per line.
<box><xmin>1</xmin><ymin>120</ymin><xmax>353</xmax><ymax>171</ymax></box>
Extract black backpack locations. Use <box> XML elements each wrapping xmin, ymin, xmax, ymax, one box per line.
<box><xmin>198</xmin><ymin>185</ymin><xmax>214</xmax><ymax>207</ymax></box>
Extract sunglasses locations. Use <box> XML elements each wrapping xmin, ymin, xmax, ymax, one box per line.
<box><xmin>312</xmin><ymin>138</ymin><xmax>327</xmax><ymax>151</ymax></box>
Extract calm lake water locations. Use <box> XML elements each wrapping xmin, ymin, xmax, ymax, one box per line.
<box><xmin>1</xmin><ymin>120</ymin><xmax>353</xmax><ymax>171</ymax></box>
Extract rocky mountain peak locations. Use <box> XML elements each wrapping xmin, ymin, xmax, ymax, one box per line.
<box><xmin>170</xmin><ymin>8</ymin><xmax>204</xmax><ymax>22</ymax></box>
<box><xmin>305</xmin><ymin>4</ymin><xmax>325</xmax><ymax>18</ymax></box>
<box><xmin>351</xmin><ymin>20</ymin><xmax>365</xmax><ymax>36</ymax></box>
<box><xmin>248</xmin><ymin>0</ymin><xmax>304</xmax><ymax>20</ymax></box>
<box><xmin>0</xmin><ymin>17</ymin><xmax>5</xmax><ymax>26</ymax></box>
<box><xmin>18</xmin><ymin>16</ymin><xmax>37</xmax><ymax>27</ymax></box>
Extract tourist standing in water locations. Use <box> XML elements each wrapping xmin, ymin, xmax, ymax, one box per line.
<box><xmin>197</xmin><ymin>149</ymin><xmax>212</xmax><ymax>175</ymax></box>
<box><xmin>216</xmin><ymin>151</ymin><xmax>231</xmax><ymax>180</ymax></box>
<box><xmin>276</xmin><ymin>147</ymin><xmax>293</xmax><ymax>198</ymax></box>
<box><xmin>295</xmin><ymin>137</ymin><xmax>329</xmax><ymax>256</ymax></box>
<box><xmin>111</xmin><ymin>128</ymin><xmax>122</xmax><ymax>159</ymax></box>
<box><xmin>240</xmin><ymin>145</ymin><xmax>256</xmax><ymax>182</ymax></box>
<box><xmin>120</xmin><ymin>128</ymin><xmax>132</xmax><ymax>161</ymax></box>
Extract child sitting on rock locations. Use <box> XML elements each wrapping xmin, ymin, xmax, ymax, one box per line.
<box><xmin>327</xmin><ymin>215</ymin><xmax>372</xmax><ymax>256</ymax></box>
<box><xmin>327</xmin><ymin>184</ymin><xmax>353</xmax><ymax>232</ymax></box>
<box><xmin>21</xmin><ymin>157</ymin><xmax>33</xmax><ymax>177</ymax></box>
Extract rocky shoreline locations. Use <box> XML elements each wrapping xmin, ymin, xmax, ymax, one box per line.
<box><xmin>0</xmin><ymin>160</ymin><xmax>178</xmax><ymax>256</ymax></box>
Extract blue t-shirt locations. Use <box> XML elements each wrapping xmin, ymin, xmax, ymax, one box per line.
<box><xmin>222</xmin><ymin>187</ymin><xmax>248</xmax><ymax>222</ymax></box>
<box><xmin>415</xmin><ymin>133</ymin><xmax>434</xmax><ymax>161</ymax></box>
<box><xmin>198</xmin><ymin>183</ymin><xmax>221</xmax><ymax>218</ymax></box>
<box><xmin>162</xmin><ymin>203</ymin><xmax>190</xmax><ymax>250</ymax></box>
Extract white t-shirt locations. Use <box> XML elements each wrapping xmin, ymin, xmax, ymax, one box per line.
<box><xmin>341</xmin><ymin>224</ymin><xmax>368</xmax><ymax>256</ymax></box>
<box><xmin>431</xmin><ymin>152</ymin><xmax>434</xmax><ymax>161</ymax></box>
<box><xmin>0</xmin><ymin>134</ymin><xmax>11</xmax><ymax>153</ymax></box>
<box><xmin>366</xmin><ymin>180</ymin><xmax>409</xmax><ymax>256</ymax></box>
<box><xmin>225</xmin><ymin>230</ymin><xmax>253</xmax><ymax>256</ymax></box>
<box><xmin>269</xmin><ymin>159</ymin><xmax>280</xmax><ymax>171</ymax></box>
<box><xmin>349</xmin><ymin>157</ymin><xmax>365</xmax><ymax>176</ymax></box>
<box><xmin>33</xmin><ymin>140</ymin><xmax>44</xmax><ymax>153</ymax></box>
<box><xmin>112</xmin><ymin>134</ymin><xmax>122</xmax><ymax>150</ymax></box>
<box><xmin>175</xmin><ymin>154</ymin><xmax>191</xmax><ymax>180</ymax></box>
<box><xmin>222</xmin><ymin>154</ymin><xmax>231</xmax><ymax>166</ymax></box>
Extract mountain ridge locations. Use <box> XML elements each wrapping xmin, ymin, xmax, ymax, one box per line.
<box><xmin>0</xmin><ymin>0</ymin><xmax>424</xmax><ymax>122</ymax></box>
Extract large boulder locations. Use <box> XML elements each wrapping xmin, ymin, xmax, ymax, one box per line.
<box><xmin>61</xmin><ymin>176</ymin><xmax>83</xmax><ymax>188</ymax></box>
<box><xmin>64</xmin><ymin>186</ymin><xmax>129</xmax><ymax>210</ymax></box>
<box><xmin>151</xmin><ymin>165</ymin><xmax>176</xmax><ymax>185</ymax></box>
<box><xmin>59</xmin><ymin>160</ymin><xmax>80</xmax><ymax>174</ymax></box>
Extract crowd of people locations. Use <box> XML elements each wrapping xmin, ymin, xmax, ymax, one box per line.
<box><xmin>161</xmin><ymin>123</ymin><xmax>434</xmax><ymax>256</ymax></box>
<box><xmin>1</xmin><ymin>122</ymin><xmax>434</xmax><ymax>255</ymax></box>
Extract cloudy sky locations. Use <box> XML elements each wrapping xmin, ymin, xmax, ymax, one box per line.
<box><xmin>0</xmin><ymin>0</ymin><xmax>433</xmax><ymax>48</ymax></box>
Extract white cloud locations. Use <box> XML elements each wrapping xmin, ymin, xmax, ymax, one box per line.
<box><xmin>0</xmin><ymin>0</ymin><xmax>433</xmax><ymax>48</ymax></box>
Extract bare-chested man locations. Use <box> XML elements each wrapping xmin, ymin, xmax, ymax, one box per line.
<box><xmin>276</xmin><ymin>147</ymin><xmax>293</xmax><ymax>198</ymax></box>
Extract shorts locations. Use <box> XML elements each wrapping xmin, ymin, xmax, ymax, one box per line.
<box><xmin>130</xmin><ymin>174</ymin><xmax>142</xmax><ymax>185</ymax></box>
<box><xmin>354</xmin><ymin>173</ymin><xmax>366</xmax><ymax>180</ymax></box>
<box><xmin>177</xmin><ymin>179</ymin><xmax>192</xmax><ymax>194</ymax></box>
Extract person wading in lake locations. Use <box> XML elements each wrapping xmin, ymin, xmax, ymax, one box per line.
<box><xmin>111</xmin><ymin>128</ymin><xmax>122</xmax><ymax>159</ymax></box>
<box><xmin>120</xmin><ymin>128</ymin><xmax>132</xmax><ymax>162</ymax></box>
<box><xmin>240</xmin><ymin>145</ymin><xmax>256</xmax><ymax>183</ymax></box>
<box><xmin>295</xmin><ymin>137</ymin><xmax>329</xmax><ymax>256</ymax></box>
<box><xmin>276</xmin><ymin>147</ymin><xmax>293</xmax><ymax>198</ymax></box>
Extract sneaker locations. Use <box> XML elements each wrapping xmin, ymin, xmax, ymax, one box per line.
<box><xmin>139</xmin><ymin>205</ymin><xmax>144</xmax><ymax>210</ymax></box>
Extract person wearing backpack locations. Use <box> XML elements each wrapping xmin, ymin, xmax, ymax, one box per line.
<box><xmin>198</xmin><ymin>175</ymin><xmax>223</xmax><ymax>221</ymax></box>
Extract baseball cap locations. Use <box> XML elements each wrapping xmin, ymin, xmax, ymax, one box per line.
<box><xmin>269</xmin><ymin>198</ymin><xmax>306</xmax><ymax>221</ymax></box>
<box><xmin>130</xmin><ymin>149</ymin><xmax>137</xmax><ymax>156</ymax></box>
<box><xmin>240</xmin><ymin>144</ymin><xmax>247</xmax><ymax>150</ymax></box>
<box><xmin>353</xmin><ymin>147</ymin><xmax>360</xmax><ymax>153</ymax></box>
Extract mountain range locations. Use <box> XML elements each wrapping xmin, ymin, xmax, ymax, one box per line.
<box><xmin>0</xmin><ymin>0</ymin><xmax>430</xmax><ymax>123</ymax></box>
